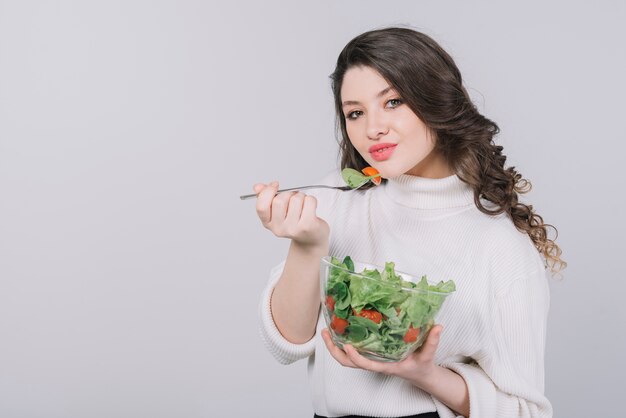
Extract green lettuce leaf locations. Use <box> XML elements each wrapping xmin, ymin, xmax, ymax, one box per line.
<box><xmin>341</xmin><ymin>168</ymin><xmax>382</xmax><ymax>189</ymax></box>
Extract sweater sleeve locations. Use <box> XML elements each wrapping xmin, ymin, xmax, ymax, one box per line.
<box><xmin>442</xmin><ymin>266</ymin><xmax>552</xmax><ymax>418</ymax></box>
<box><xmin>258</xmin><ymin>259</ymin><xmax>317</xmax><ymax>364</ymax></box>
<box><xmin>257</xmin><ymin>169</ymin><xmax>343</xmax><ymax>365</ymax></box>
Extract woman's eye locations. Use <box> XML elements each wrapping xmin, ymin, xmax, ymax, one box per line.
<box><xmin>346</xmin><ymin>111</ymin><xmax>362</xmax><ymax>120</ymax></box>
<box><xmin>387</xmin><ymin>98</ymin><xmax>403</xmax><ymax>107</ymax></box>
<box><xmin>345</xmin><ymin>99</ymin><xmax>402</xmax><ymax>121</ymax></box>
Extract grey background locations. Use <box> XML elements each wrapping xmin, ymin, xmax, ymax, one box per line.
<box><xmin>0</xmin><ymin>0</ymin><xmax>624</xmax><ymax>417</ymax></box>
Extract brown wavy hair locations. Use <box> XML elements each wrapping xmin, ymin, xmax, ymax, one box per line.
<box><xmin>329</xmin><ymin>26</ymin><xmax>566</xmax><ymax>275</ymax></box>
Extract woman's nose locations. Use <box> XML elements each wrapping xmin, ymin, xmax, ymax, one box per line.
<box><xmin>366</xmin><ymin>109</ymin><xmax>389</xmax><ymax>140</ymax></box>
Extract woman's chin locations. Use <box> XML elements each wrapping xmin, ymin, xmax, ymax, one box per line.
<box><xmin>376</xmin><ymin>167</ymin><xmax>407</xmax><ymax>180</ymax></box>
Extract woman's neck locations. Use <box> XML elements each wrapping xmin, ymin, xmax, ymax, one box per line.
<box><xmin>404</xmin><ymin>149</ymin><xmax>453</xmax><ymax>179</ymax></box>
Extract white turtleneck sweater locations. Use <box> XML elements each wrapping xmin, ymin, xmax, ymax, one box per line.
<box><xmin>258</xmin><ymin>170</ymin><xmax>552</xmax><ymax>418</ymax></box>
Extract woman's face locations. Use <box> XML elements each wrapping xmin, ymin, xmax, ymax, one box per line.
<box><xmin>340</xmin><ymin>66</ymin><xmax>452</xmax><ymax>179</ymax></box>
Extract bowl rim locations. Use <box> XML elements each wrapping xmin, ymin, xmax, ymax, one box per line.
<box><xmin>320</xmin><ymin>255</ymin><xmax>455</xmax><ymax>296</ymax></box>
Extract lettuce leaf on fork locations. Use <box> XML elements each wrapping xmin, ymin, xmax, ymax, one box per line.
<box><xmin>341</xmin><ymin>168</ymin><xmax>382</xmax><ymax>188</ymax></box>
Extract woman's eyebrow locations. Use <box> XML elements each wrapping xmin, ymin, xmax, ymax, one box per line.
<box><xmin>342</xmin><ymin>86</ymin><xmax>395</xmax><ymax>107</ymax></box>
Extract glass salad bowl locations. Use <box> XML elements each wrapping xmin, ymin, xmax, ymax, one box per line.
<box><xmin>320</xmin><ymin>255</ymin><xmax>456</xmax><ymax>362</ymax></box>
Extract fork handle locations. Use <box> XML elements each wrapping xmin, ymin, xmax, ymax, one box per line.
<box><xmin>239</xmin><ymin>184</ymin><xmax>351</xmax><ymax>200</ymax></box>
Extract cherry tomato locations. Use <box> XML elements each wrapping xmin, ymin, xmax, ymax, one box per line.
<box><xmin>325</xmin><ymin>295</ymin><xmax>336</xmax><ymax>312</ymax></box>
<box><xmin>403</xmin><ymin>325</ymin><xmax>421</xmax><ymax>343</ymax></box>
<box><xmin>330</xmin><ymin>315</ymin><xmax>349</xmax><ymax>334</ymax></box>
<box><xmin>356</xmin><ymin>308</ymin><xmax>382</xmax><ymax>324</ymax></box>
<box><xmin>361</xmin><ymin>166</ymin><xmax>382</xmax><ymax>185</ymax></box>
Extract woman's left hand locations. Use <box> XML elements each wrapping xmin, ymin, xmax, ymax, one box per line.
<box><xmin>320</xmin><ymin>325</ymin><xmax>443</xmax><ymax>388</ymax></box>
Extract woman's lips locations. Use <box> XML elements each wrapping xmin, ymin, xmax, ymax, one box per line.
<box><xmin>369</xmin><ymin>143</ymin><xmax>397</xmax><ymax>161</ymax></box>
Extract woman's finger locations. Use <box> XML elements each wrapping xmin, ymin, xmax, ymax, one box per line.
<box><xmin>343</xmin><ymin>344</ymin><xmax>390</xmax><ymax>374</ymax></box>
<box><xmin>253</xmin><ymin>183</ymin><xmax>265</xmax><ymax>194</ymax></box>
<box><xmin>269</xmin><ymin>190</ymin><xmax>297</xmax><ymax>228</ymax></box>
<box><xmin>300</xmin><ymin>195</ymin><xmax>318</xmax><ymax>223</ymax></box>
<box><xmin>417</xmin><ymin>325</ymin><xmax>443</xmax><ymax>361</ymax></box>
<box><xmin>255</xmin><ymin>181</ymin><xmax>278</xmax><ymax>224</ymax></box>
<box><xmin>284</xmin><ymin>192</ymin><xmax>306</xmax><ymax>225</ymax></box>
<box><xmin>321</xmin><ymin>329</ymin><xmax>356</xmax><ymax>368</ymax></box>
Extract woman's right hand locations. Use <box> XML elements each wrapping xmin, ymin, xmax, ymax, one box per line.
<box><xmin>254</xmin><ymin>181</ymin><xmax>329</xmax><ymax>248</ymax></box>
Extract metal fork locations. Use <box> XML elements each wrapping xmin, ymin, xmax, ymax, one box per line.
<box><xmin>239</xmin><ymin>183</ymin><xmax>363</xmax><ymax>200</ymax></box>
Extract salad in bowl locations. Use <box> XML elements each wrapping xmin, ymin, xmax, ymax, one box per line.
<box><xmin>320</xmin><ymin>256</ymin><xmax>456</xmax><ymax>362</ymax></box>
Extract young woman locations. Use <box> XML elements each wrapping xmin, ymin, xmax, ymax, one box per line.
<box><xmin>252</xmin><ymin>26</ymin><xmax>565</xmax><ymax>418</ymax></box>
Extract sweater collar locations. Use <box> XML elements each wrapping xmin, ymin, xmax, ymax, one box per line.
<box><xmin>383</xmin><ymin>174</ymin><xmax>475</xmax><ymax>209</ymax></box>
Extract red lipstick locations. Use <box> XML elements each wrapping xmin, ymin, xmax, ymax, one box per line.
<box><xmin>369</xmin><ymin>143</ymin><xmax>397</xmax><ymax>161</ymax></box>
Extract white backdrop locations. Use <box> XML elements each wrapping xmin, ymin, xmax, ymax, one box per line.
<box><xmin>1</xmin><ymin>1</ymin><xmax>624</xmax><ymax>417</ymax></box>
